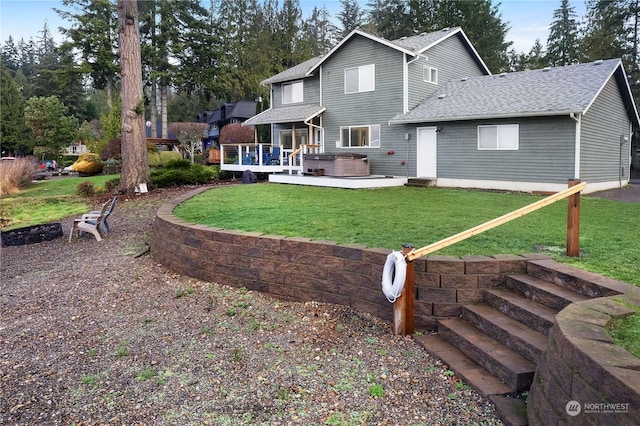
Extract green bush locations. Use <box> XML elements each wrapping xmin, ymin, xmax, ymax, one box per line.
<box><xmin>164</xmin><ymin>158</ymin><xmax>192</xmax><ymax>169</ymax></box>
<box><xmin>105</xmin><ymin>178</ymin><xmax>120</xmax><ymax>192</ymax></box>
<box><xmin>148</xmin><ymin>151</ymin><xmax>182</xmax><ymax>167</ymax></box>
<box><xmin>150</xmin><ymin>163</ymin><xmax>216</xmax><ymax>187</ymax></box>
<box><xmin>76</xmin><ymin>180</ymin><xmax>95</xmax><ymax>197</ymax></box>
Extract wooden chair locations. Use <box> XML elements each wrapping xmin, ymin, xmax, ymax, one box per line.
<box><xmin>88</xmin><ymin>196</ymin><xmax>117</xmax><ymax>235</ymax></box>
<box><xmin>68</xmin><ymin>201</ymin><xmax>110</xmax><ymax>242</ymax></box>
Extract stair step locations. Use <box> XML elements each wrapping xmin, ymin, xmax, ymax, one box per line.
<box><xmin>414</xmin><ymin>334</ymin><xmax>514</xmax><ymax>397</ymax></box>
<box><xmin>527</xmin><ymin>258</ymin><xmax>631</xmax><ymax>297</ymax></box>
<box><xmin>462</xmin><ymin>304</ymin><xmax>548</xmax><ymax>363</ymax></box>
<box><xmin>405</xmin><ymin>178</ymin><xmax>435</xmax><ymax>188</ymax></box>
<box><xmin>438</xmin><ymin>318</ymin><xmax>536</xmax><ymax>391</ymax></box>
<box><xmin>506</xmin><ymin>274</ymin><xmax>590</xmax><ymax>310</ymax></box>
<box><xmin>484</xmin><ymin>288</ymin><xmax>557</xmax><ymax>335</ymax></box>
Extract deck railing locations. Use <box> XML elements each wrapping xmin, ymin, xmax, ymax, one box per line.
<box><xmin>220</xmin><ymin>143</ymin><xmax>322</xmax><ymax>174</ymax></box>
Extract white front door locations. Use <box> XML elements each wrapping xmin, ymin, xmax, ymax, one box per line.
<box><xmin>416</xmin><ymin>127</ymin><xmax>437</xmax><ymax>178</ymax></box>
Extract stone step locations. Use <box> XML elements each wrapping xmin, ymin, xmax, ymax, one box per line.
<box><xmin>526</xmin><ymin>258</ymin><xmax>631</xmax><ymax>298</ymax></box>
<box><xmin>413</xmin><ymin>334</ymin><xmax>514</xmax><ymax>397</ymax></box>
<box><xmin>438</xmin><ymin>318</ymin><xmax>537</xmax><ymax>391</ymax></box>
<box><xmin>506</xmin><ymin>274</ymin><xmax>590</xmax><ymax>311</ymax></box>
<box><xmin>462</xmin><ymin>303</ymin><xmax>548</xmax><ymax>364</ymax></box>
<box><xmin>484</xmin><ymin>289</ymin><xmax>557</xmax><ymax>335</ymax></box>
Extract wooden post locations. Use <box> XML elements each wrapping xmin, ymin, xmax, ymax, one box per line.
<box><xmin>566</xmin><ymin>179</ymin><xmax>581</xmax><ymax>257</ymax></box>
<box><xmin>393</xmin><ymin>244</ymin><xmax>415</xmax><ymax>335</ymax></box>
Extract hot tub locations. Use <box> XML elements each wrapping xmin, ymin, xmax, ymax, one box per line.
<box><xmin>303</xmin><ymin>153</ymin><xmax>370</xmax><ymax>177</ymax></box>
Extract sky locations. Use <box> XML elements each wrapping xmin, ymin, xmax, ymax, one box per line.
<box><xmin>0</xmin><ymin>0</ymin><xmax>587</xmax><ymax>54</ymax></box>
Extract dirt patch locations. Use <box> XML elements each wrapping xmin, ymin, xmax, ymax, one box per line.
<box><xmin>1</xmin><ymin>185</ymin><xmax>502</xmax><ymax>425</ymax></box>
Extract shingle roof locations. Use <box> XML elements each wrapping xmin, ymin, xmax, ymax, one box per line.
<box><xmin>389</xmin><ymin>27</ymin><xmax>462</xmax><ymax>52</ymax></box>
<box><xmin>228</xmin><ymin>100</ymin><xmax>256</xmax><ymax>119</ymax></box>
<box><xmin>261</xmin><ymin>56</ymin><xmax>324</xmax><ymax>85</ymax></box>
<box><xmin>390</xmin><ymin>59</ymin><xmax>638</xmax><ymax>125</ymax></box>
<box><xmin>243</xmin><ymin>104</ymin><xmax>326</xmax><ymax>126</ymax></box>
<box><xmin>260</xmin><ymin>27</ymin><xmax>488</xmax><ymax>86</ymax></box>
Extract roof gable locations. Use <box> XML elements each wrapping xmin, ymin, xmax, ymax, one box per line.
<box><xmin>390</xmin><ymin>58</ymin><xmax>639</xmax><ymax>128</ymax></box>
<box><xmin>261</xmin><ymin>27</ymin><xmax>490</xmax><ymax>85</ymax></box>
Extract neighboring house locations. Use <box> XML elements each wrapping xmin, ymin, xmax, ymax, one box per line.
<box><xmin>63</xmin><ymin>142</ymin><xmax>89</xmax><ymax>156</ymax></box>
<box><xmin>245</xmin><ymin>27</ymin><xmax>639</xmax><ymax>193</ymax></box>
<box><xmin>198</xmin><ymin>100</ymin><xmax>257</xmax><ymax>147</ymax></box>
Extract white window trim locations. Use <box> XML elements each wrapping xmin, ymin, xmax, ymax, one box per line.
<box><xmin>344</xmin><ymin>64</ymin><xmax>375</xmax><ymax>94</ymax></box>
<box><xmin>282</xmin><ymin>80</ymin><xmax>303</xmax><ymax>104</ymax></box>
<box><xmin>477</xmin><ymin>124</ymin><xmax>519</xmax><ymax>150</ymax></box>
<box><xmin>339</xmin><ymin>124</ymin><xmax>380</xmax><ymax>148</ymax></box>
<box><xmin>423</xmin><ymin>66</ymin><xmax>438</xmax><ymax>84</ymax></box>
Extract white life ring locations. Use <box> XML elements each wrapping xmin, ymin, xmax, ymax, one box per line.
<box><xmin>381</xmin><ymin>251</ymin><xmax>407</xmax><ymax>303</ymax></box>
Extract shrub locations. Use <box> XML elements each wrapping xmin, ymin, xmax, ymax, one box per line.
<box><xmin>105</xmin><ymin>178</ymin><xmax>120</xmax><ymax>192</ymax></box>
<box><xmin>149</xmin><ymin>151</ymin><xmax>182</xmax><ymax>167</ymax></box>
<box><xmin>73</xmin><ymin>153</ymin><xmax>104</xmax><ymax>175</ymax></box>
<box><xmin>0</xmin><ymin>157</ymin><xmax>37</xmax><ymax>197</ymax></box>
<box><xmin>164</xmin><ymin>158</ymin><xmax>192</xmax><ymax>169</ymax></box>
<box><xmin>100</xmin><ymin>138</ymin><xmax>121</xmax><ymax>161</ymax></box>
<box><xmin>150</xmin><ymin>163</ymin><xmax>216</xmax><ymax>187</ymax></box>
<box><xmin>76</xmin><ymin>181</ymin><xmax>95</xmax><ymax>197</ymax></box>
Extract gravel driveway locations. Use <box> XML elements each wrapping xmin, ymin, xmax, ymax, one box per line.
<box><xmin>1</xmin><ymin>186</ymin><xmax>502</xmax><ymax>425</ymax></box>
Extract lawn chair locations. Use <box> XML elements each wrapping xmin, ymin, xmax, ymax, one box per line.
<box><xmin>68</xmin><ymin>200</ymin><xmax>110</xmax><ymax>242</ymax></box>
<box><xmin>88</xmin><ymin>196</ymin><xmax>117</xmax><ymax>235</ymax></box>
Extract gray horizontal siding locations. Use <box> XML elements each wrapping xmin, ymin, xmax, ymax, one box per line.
<box><xmin>435</xmin><ymin>117</ymin><xmax>576</xmax><ymax>183</ymax></box>
<box><xmin>321</xmin><ymin>34</ymin><xmax>406</xmax><ymax>174</ymax></box>
<box><xmin>580</xmin><ymin>78</ymin><xmax>631</xmax><ymax>182</ymax></box>
<box><xmin>271</xmin><ymin>77</ymin><xmax>320</xmax><ymax>108</ymax></box>
<box><xmin>407</xmin><ymin>34</ymin><xmax>487</xmax><ymax>110</ymax></box>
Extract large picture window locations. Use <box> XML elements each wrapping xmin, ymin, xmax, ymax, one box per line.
<box><xmin>344</xmin><ymin>64</ymin><xmax>375</xmax><ymax>94</ymax></box>
<box><xmin>340</xmin><ymin>125</ymin><xmax>380</xmax><ymax>148</ymax></box>
<box><xmin>478</xmin><ymin>124</ymin><xmax>519</xmax><ymax>150</ymax></box>
<box><xmin>282</xmin><ymin>81</ymin><xmax>303</xmax><ymax>104</ymax></box>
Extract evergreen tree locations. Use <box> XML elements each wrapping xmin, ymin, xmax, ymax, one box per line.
<box><xmin>547</xmin><ymin>0</ymin><xmax>582</xmax><ymax>66</ymax></box>
<box><xmin>116</xmin><ymin>0</ymin><xmax>149</xmax><ymax>194</ymax></box>
<box><xmin>24</xmin><ymin>96</ymin><xmax>79</xmax><ymax>154</ymax></box>
<box><xmin>430</xmin><ymin>0</ymin><xmax>511</xmax><ymax>73</ymax></box>
<box><xmin>56</xmin><ymin>0</ymin><xmax>119</xmax><ymax>106</ymax></box>
<box><xmin>302</xmin><ymin>6</ymin><xmax>339</xmax><ymax>56</ymax></box>
<box><xmin>365</xmin><ymin>0</ymin><xmax>412</xmax><ymax>40</ymax></box>
<box><xmin>0</xmin><ymin>66</ymin><xmax>29</xmax><ymax>155</ymax></box>
<box><xmin>337</xmin><ymin>0</ymin><xmax>366</xmax><ymax>38</ymax></box>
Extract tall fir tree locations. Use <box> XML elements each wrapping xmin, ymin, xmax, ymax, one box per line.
<box><xmin>547</xmin><ymin>0</ymin><xmax>582</xmax><ymax>66</ymax></box>
<box><xmin>337</xmin><ymin>0</ymin><xmax>366</xmax><ymax>38</ymax></box>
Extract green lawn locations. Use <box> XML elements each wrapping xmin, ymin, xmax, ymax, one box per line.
<box><xmin>0</xmin><ymin>175</ymin><xmax>116</xmax><ymax>230</ymax></box>
<box><xmin>174</xmin><ymin>184</ymin><xmax>640</xmax><ymax>286</ymax></box>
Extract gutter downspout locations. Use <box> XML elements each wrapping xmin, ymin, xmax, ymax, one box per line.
<box><xmin>570</xmin><ymin>113</ymin><xmax>581</xmax><ymax>180</ymax></box>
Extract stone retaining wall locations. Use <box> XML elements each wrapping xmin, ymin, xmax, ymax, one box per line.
<box><xmin>150</xmin><ymin>187</ymin><xmax>545</xmax><ymax>330</ymax></box>
<box><xmin>527</xmin><ymin>292</ymin><xmax>640</xmax><ymax>425</ymax></box>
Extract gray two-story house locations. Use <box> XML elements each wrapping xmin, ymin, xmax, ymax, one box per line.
<box><xmin>244</xmin><ymin>27</ymin><xmax>639</xmax><ymax>193</ymax></box>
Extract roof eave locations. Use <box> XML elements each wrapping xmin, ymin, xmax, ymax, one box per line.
<box><xmin>389</xmin><ymin>110</ymin><xmax>581</xmax><ymax>125</ymax></box>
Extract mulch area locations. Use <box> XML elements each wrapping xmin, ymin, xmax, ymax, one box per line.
<box><xmin>0</xmin><ymin>185</ymin><xmax>503</xmax><ymax>425</ymax></box>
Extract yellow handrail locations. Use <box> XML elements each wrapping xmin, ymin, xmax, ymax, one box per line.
<box><xmin>406</xmin><ymin>182</ymin><xmax>587</xmax><ymax>261</ymax></box>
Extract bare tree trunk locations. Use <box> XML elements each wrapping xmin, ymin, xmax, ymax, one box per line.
<box><xmin>150</xmin><ymin>80</ymin><xmax>157</xmax><ymax>138</ymax></box>
<box><xmin>161</xmin><ymin>85</ymin><xmax>168</xmax><ymax>138</ymax></box>
<box><xmin>117</xmin><ymin>0</ymin><xmax>149</xmax><ymax>194</ymax></box>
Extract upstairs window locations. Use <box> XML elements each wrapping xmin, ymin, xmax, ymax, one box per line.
<box><xmin>340</xmin><ymin>125</ymin><xmax>380</xmax><ymax>148</ymax></box>
<box><xmin>478</xmin><ymin>124</ymin><xmax>519</xmax><ymax>150</ymax></box>
<box><xmin>345</xmin><ymin>64</ymin><xmax>375</xmax><ymax>94</ymax></box>
<box><xmin>282</xmin><ymin>81</ymin><xmax>303</xmax><ymax>104</ymax></box>
<box><xmin>423</xmin><ymin>66</ymin><xmax>438</xmax><ymax>84</ymax></box>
